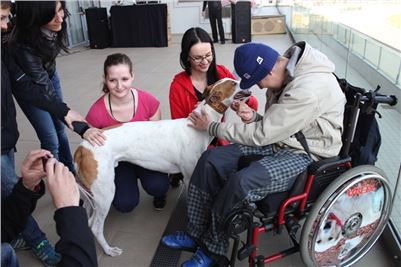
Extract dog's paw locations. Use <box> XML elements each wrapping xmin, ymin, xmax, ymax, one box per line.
<box><xmin>106</xmin><ymin>246</ymin><xmax>123</xmax><ymax>257</ymax></box>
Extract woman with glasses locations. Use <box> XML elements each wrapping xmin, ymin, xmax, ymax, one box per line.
<box><xmin>169</xmin><ymin>27</ymin><xmax>258</xmax><ymax>124</ymax></box>
<box><xmin>168</xmin><ymin>27</ymin><xmax>258</xmax><ymax>187</ymax></box>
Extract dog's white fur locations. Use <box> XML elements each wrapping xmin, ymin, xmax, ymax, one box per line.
<box><xmin>74</xmin><ymin>78</ymin><xmax>245</xmax><ymax>256</ymax></box>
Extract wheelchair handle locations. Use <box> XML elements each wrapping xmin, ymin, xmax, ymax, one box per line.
<box><xmin>360</xmin><ymin>94</ymin><xmax>397</xmax><ymax>106</ymax></box>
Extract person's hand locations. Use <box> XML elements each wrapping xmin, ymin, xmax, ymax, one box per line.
<box><xmin>45</xmin><ymin>158</ymin><xmax>79</xmax><ymax>209</ymax></box>
<box><xmin>21</xmin><ymin>149</ymin><xmax>53</xmax><ymax>191</ymax></box>
<box><xmin>188</xmin><ymin>108</ymin><xmax>210</xmax><ymax>131</ymax></box>
<box><xmin>83</xmin><ymin>127</ymin><xmax>106</xmax><ymax>146</ymax></box>
<box><xmin>64</xmin><ymin>109</ymin><xmax>86</xmax><ymax>130</ymax></box>
<box><xmin>202</xmin><ymin>11</ymin><xmax>206</xmax><ymax>18</ymax></box>
<box><xmin>231</xmin><ymin>100</ymin><xmax>254</xmax><ymax>123</ymax></box>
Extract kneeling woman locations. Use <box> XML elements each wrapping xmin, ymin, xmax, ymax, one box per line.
<box><xmin>86</xmin><ymin>53</ymin><xmax>169</xmax><ymax>212</ymax></box>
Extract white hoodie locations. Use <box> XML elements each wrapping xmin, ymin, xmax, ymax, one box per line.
<box><xmin>209</xmin><ymin>41</ymin><xmax>346</xmax><ymax>159</ymax></box>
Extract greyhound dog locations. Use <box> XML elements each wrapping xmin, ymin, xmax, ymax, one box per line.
<box><xmin>74</xmin><ymin>78</ymin><xmax>250</xmax><ymax>256</ymax></box>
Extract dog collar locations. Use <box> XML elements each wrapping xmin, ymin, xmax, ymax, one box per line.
<box><xmin>205</xmin><ymin>95</ymin><xmax>229</xmax><ymax>114</ymax></box>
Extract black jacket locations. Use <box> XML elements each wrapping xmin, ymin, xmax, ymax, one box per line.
<box><xmin>1</xmin><ymin>58</ymin><xmax>19</xmax><ymax>154</ymax></box>
<box><xmin>54</xmin><ymin>207</ymin><xmax>98</xmax><ymax>267</ymax></box>
<box><xmin>11</xmin><ymin>43</ymin><xmax>69</xmax><ymax>119</ymax></box>
<box><xmin>1</xmin><ymin>180</ymin><xmax>45</xmax><ymax>242</ymax></box>
<box><xmin>1</xmin><ymin>181</ymin><xmax>98</xmax><ymax>267</ymax></box>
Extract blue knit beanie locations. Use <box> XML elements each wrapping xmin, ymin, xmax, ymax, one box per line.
<box><xmin>234</xmin><ymin>43</ymin><xmax>280</xmax><ymax>89</ymax></box>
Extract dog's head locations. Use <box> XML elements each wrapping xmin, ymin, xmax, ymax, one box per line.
<box><xmin>315</xmin><ymin>213</ymin><xmax>343</xmax><ymax>252</ymax></box>
<box><xmin>204</xmin><ymin>78</ymin><xmax>251</xmax><ymax>114</ymax></box>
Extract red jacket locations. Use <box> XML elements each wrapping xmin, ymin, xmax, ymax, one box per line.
<box><xmin>169</xmin><ymin>65</ymin><xmax>258</xmax><ymax>119</ymax></box>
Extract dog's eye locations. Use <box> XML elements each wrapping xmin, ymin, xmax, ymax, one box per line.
<box><xmin>328</xmin><ymin>237</ymin><xmax>333</xmax><ymax>241</ymax></box>
<box><xmin>323</xmin><ymin>222</ymin><xmax>331</xmax><ymax>229</ymax></box>
<box><xmin>317</xmin><ymin>240</ymin><xmax>321</xmax><ymax>244</ymax></box>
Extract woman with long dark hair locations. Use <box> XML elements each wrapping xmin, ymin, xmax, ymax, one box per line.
<box><xmin>10</xmin><ymin>1</ymin><xmax>104</xmax><ymax>172</ymax></box>
<box><xmin>168</xmin><ymin>27</ymin><xmax>258</xmax><ymax>186</ymax></box>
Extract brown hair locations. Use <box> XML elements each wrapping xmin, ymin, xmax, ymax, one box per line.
<box><xmin>1</xmin><ymin>1</ymin><xmax>12</xmax><ymax>10</ymax></box>
<box><xmin>102</xmin><ymin>53</ymin><xmax>133</xmax><ymax>93</ymax></box>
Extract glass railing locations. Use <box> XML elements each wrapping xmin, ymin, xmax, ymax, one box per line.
<box><xmin>277</xmin><ymin>0</ymin><xmax>401</xmax><ymax>86</ymax></box>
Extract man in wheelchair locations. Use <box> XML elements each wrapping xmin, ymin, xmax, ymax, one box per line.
<box><xmin>162</xmin><ymin>41</ymin><xmax>346</xmax><ymax>267</ymax></box>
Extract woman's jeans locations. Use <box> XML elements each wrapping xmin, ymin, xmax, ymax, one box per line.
<box><xmin>1</xmin><ymin>150</ymin><xmax>46</xmax><ymax>248</ymax></box>
<box><xmin>16</xmin><ymin>72</ymin><xmax>74</xmax><ymax>172</ymax></box>
<box><xmin>1</xmin><ymin>243</ymin><xmax>19</xmax><ymax>267</ymax></box>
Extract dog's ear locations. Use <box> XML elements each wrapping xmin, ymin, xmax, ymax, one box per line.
<box><xmin>203</xmin><ymin>84</ymin><xmax>213</xmax><ymax>99</ymax></box>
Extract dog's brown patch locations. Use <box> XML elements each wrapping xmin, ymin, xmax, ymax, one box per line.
<box><xmin>74</xmin><ymin>146</ymin><xmax>98</xmax><ymax>189</ymax></box>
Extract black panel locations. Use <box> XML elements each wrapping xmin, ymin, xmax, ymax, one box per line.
<box><xmin>110</xmin><ymin>4</ymin><xmax>168</xmax><ymax>47</ymax></box>
<box><xmin>85</xmin><ymin>8</ymin><xmax>110</xmax><ymax>49</ymax></box>
<box><xmin>231</xmin><ymin>2</ymin><xmax>251</xmax><ymax>43</ymax></box>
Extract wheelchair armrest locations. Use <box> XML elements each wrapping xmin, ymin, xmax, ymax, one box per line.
<box><xmin>308</xmin><ymin>156</ymin><xmax>352</xmax><ymax>175</ymax></box>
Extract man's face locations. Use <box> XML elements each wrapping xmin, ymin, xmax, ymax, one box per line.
<box><xmin>257</xmin><ymin>64</ymin><xmax>285</xmax><ymax>91</ymax></box>
<box><xmin>0</xmin><ymin>7</ymin><xmax>11</xmax><ymax>31</ymax></box>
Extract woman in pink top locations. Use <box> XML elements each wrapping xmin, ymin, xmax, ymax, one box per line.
<box><xmin>86</xmin><ymin>53</ymin><xmax>169</xmax><ymax>211</ymax></box>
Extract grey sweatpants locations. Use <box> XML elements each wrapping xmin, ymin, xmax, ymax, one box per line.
<box><xmin>186</xmin><ymin>143</ymin><xmax>312</xmax><ymax>256</ymax></box>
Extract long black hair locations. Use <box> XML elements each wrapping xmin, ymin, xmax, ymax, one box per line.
<box><xmin>10</xmin><ymin>1</ymin><xmax>69</xmax><ymax>62</ymax></box>
<box><xmin>180</xmin><ymin>27</ymin><xmax>219</xmax><ymax>85</ymax></box>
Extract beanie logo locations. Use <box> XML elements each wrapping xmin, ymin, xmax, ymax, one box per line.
<box><xmin>243</xmin><ymin>73</ymin><xmax>251</xmax><ymax>79</ymax></box>
<box><xmin>256</xmin><ymin>56</ymin><xmax>264</xmax><ymax>65</ymax></box>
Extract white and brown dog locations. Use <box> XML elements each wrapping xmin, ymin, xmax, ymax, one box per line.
<box><xmin>74</xmin><ymin>78</ymin><xmax>250</xmax><ymax>256</ymax></box>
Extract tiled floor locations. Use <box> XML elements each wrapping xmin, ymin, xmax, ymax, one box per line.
<box><xmin>13</xmin><ymin>33</ymin><xmax>398</xmax><ymax>267</ymax></box>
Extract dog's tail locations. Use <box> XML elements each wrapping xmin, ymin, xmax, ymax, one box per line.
<box><xmin>74</xmin><ymin>146</ymin><xmax>98</xmax><ymax>220</ymax></box>
<box><xmin>77</xmin><ymin>183</ymin><xmax>96</xmax><ymax>220</ymax></box>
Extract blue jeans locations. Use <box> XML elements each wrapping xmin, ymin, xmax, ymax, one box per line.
<box><xmin>16</xmin><ymin>72</ymin><xmax>74</xmax><ymax>172</ymax></box>
<box><xmin>1</xmin><ymin>150</ymin><xmax>46</xmax><ymax>248</ymax></box>
<box><xmin>1</xmin><ymin>150</ymin><xmax>16</xmax><ymax>197</ymax></box>
<box><xmin>1</xmin><ymin>243</ymin><xmax>19</xmax><ymax>267</ymax></box>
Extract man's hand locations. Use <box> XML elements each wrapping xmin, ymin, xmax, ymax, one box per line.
<box><xmin>83</xmin><ymin>127</ymin><xmax>106</xmax><ymax>146</ymax></box>
<box><xmin>21</xmin><ymin>149</ymin><xmax>53</xmax><ymax>191</ymax></box>
<box><xmin>231</xmin><ymin>100</ymin><xmax>255</xmax><ymax>124</ymax></box>
<box><xmin>202</xmin><ymin>11</ymin><xmax>206</xmax><ymax>18</ymax></box>
<box><xmin>45</xmin><ymin>158</ymin><xmax>79</xmax><ymax>209</ymax></box>
<box><xmin>64</xmin><ymin>109</ymin><xmax>86</xmax><ymax>130</ymax></box>
<box><xmin>188</xmin><ymin>108</ymin><xmax>210</xmax><ymax>131</ymax></box>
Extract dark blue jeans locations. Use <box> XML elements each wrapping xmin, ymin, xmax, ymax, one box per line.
<box><xmin>112</xmin><ymin>162</ymin><xmax>169</xmax><ymax>213</ymax></box>
<box><xmin>1</xmin><ymin>243</ymin><xmax>19</xmax><ymax>267</ymax></box>
<box><xmin>16</xmin><ymin>72</ymin><xmax>74</xmax><ymax>172</ymax></box>
<box><xmin>1</xmin><ymin>149</ymin><xmax>46</xmax><ymax>248</ymax></box>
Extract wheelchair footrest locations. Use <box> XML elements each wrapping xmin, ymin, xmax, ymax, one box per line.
<box><xmin>238</xmin><ymin>244</ymin><xmax>255</xmax><ymax>261</ymax></box>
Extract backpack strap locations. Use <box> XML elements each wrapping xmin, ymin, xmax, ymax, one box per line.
<box><xmin>294</xmin><ymin>131</ymin><xmax>312</xmax><ymax>159</ymax></box>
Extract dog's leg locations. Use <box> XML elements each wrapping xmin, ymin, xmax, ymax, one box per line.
<box><xmin>89</xmin><ymin>169</ymin><xmax>123</xmax><ymax>257</ymax></box>
<box><xmin>91</xmin><ymin>197</ymin><xmax>123</xmax><ymax>257</ymax></box>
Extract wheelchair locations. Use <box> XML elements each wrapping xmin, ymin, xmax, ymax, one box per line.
<box><xmin>224</xmin><ymin>78</ymin><xmax>398</xmax><ymax>267</ymax></box>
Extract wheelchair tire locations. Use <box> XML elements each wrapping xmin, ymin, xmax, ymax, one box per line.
<box><xmin>300</xmin><ymin>165</ymin><xmax>392</xmax><ymax>267</ymax></box>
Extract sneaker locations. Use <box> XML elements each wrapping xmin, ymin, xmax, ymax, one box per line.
<box><xmin>153</xmin><ymin>196</ymin><xmax>166</xmax><ymax>211</ymax></box>
<box><xmin>10</xmin><ymin>234</ymin><xmax>29</xmax><ymax>250</ymax></box>
<box><xmin>182</xmin><ymin>248</ymin><xmax>215</xmax><ymax>267</ymax></box>
<box><xmin>31</xmin><ymin>239</ymin><xmax>61</xmax><ymax>266</ymax></box>
<box><xmin>161</xmin><ymin>231</ymin><xmax>197</xmax><ymax>252</ymax></box>
<box><xmin>170</xmin><ymin>173</ymin><xmax>183</xmax><ymax>188</ymax></box>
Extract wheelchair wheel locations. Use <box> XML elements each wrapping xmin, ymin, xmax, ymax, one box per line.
<box><xmin>300</xmin><ymin>165</ymin><xmax>392</xmax><ymax>267</ymax></box>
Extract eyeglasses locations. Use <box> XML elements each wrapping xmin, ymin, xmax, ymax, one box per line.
<box><xmin>189</xmin><ymin>53</ymin><xmax>214</xmax><ymax>64</ymax></box>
